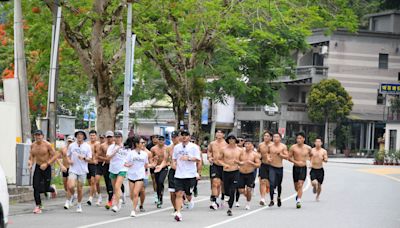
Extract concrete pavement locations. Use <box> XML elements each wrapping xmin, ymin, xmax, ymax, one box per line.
<box><xmin>8</xmin><ymin>161</ymin><xmax>400</xmax><ymax>228</ymax></box>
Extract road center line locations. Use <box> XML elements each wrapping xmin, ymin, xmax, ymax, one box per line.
<box><xmin>204</xmin><ymin>178</ymin><xmax>311</xmax><ymax>228</ymax></box>
<box><xmin>77</xmin><ymin>197</ymin><xmax>209</xmax><ymax>228</ymax></box>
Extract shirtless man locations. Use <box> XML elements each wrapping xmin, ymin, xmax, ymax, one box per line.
<box><xmin>208</xmin><ymin>129</ymin><xmax>227</xmax><ymax>210</ymax></box>
<box><xmin>87</xmin><ymin>130</ymin><xmax>101</xmax><ymax>206</ymax></box>
<box><xmin>57</xmin><ymin>135</ymin><xmax>74</xmax><ymax>205</ymax></box>
<box><xmin>309</xmin><ymin>137</ymin><xmax>328</xmax><ymax>201</ymax></box>
<box><xmin>97</xmin><ymin>131</ymin><xmax>115</xmax><ymax>209</ymax></box>
<box><xmin>257</xmin><ymin>131</ymin><xmax>273</xmax><ymax>206</ymax></box>
<box><xmin>152</xmin><ymin>135</ymin><xmax>168</xmax><ymax>208</ymax></box>
<box><xmin>147</xmin><ymin>135</ymin><xmax>159</xmax><ymax>203</ymax></box>
<box><xmin>157</xmin><ymin>131</ymin><xmax>180</xmax><ymax>214</ymax></box>
<box><xmin>234</xmin><ymin>137</ymin><xmax>245</xmax><ymax>207</ymax></box>
<box><xmin>28</xmin><ymin>130</ymin><xmax>58</xmax><ymax>214</ymax></box>
<box><xmin>238</xmin><ymin>139</ymin><xmax>261</xmax><ymax>210</ymax></box>
<box><xmin>219</xmin><ymin>134</ymin><xmax>242</xmax><ymax>216</ymax></box>
<box><xmin>267</xmin><ymin>133</ymin><xmax>289</xmax><ymax>207</ymax></box>
<box><xmin>288</xmin><ymin>132</ymin><xmax>311</xmax><ymax>209</ymax></box>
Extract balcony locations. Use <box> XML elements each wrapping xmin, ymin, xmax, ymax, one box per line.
<box><xmin>384</xmin><ymin>107</ymin><xmax>400</xmax><ymax>122</ymax></box>
<box><xmin>274</xmin><ymin>66</ymin><xmax>328</xmax><ymax>84</ymax></box>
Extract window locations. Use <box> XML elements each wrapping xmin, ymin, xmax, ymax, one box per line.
<box><xmin>379</xmin><ymin>53</ymin><xmax>388</xmax><ymax>69</ymax></box>
<box><xmin>377</xmin><ymin>89</ymin><xmax>385</xmax><ymax>105</ymax></box>
<box><xmin>389</xmin><ymin>130</ymin><xmax>397</xmax><ymax>150</ymax></box>
<box><xmin>313</xmin><ymin>53</ymin><xmax>324</xmax><ymax>66</ymax></box>
<box><xmin>300</xmin><ymin>91</ymin><xmax>307</xmax><ymax>103</ymax></box>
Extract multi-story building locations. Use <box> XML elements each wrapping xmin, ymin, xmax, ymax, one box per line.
<box><xmin>234</xmin><ymin>10</ymin><xmax>400</xmax><ymax>152</ymax></box>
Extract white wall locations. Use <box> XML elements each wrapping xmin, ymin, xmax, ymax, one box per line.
<box><xmin>215</xmin><ymin>96</ymin><xmax>235</xmax><ymax>124</ymax></box>
<box><xmin>3</xmin><ymin>78</ymin><xmax>22</xmax><ymax>143</ymax></box>
<box><xmin>385</xmin><ymin>123</ymin><xmax>400</xmax><ymax>151</ymax></box>
<box><xmin>0</xmin><ymin>102</ymin><xmax>17</xmax><ymax>184</ymax></box>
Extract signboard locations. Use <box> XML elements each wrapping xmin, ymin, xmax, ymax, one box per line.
<box><xmin>379</xmin><ymin>83</ymin><xmax>400</xmax><ymax>94</ymax></box>
<box><xmin>201</xmin><ymin>98</ymin><xmax>209</xmax><ymax>125</ymax></box>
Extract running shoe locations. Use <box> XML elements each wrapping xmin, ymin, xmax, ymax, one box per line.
<box><xmin>157</xmin><ymin>202</ymin><xmax>162</xmax><ymax>208</ymax></box>
<box><xmin>139</xmin><ymin>206</ymin><xmax>146</xmax><ymax>212</ymax></box>
<box><xmin>51</xmin><ymin>184</ymin><xmax>57</xmax><ymax>199</ymax></box>
<box><xmin>235</xmin><ymin>202</ymin><xmax>240</xmax><ymax>207</ymax></box>
<box><xmin>227</xmin><ymin>209</ymin><xmax>233</xmax><ymax>216</ymax></box>
<box><xmin>245</xmin><ymin>204</ymin><xmax>250</xmax><ymax>210</ymax></box>
<box><xmin>64</xmin><ymin>200</ymin><xmax>70</xmax><ymax>210</ymax></box>
<box><xmin>277</xmin><ymin>198</ymin><xmax>282</xmax><ymax>207</ymax></box>
<box><xmin>130</xmin><ymin>210</ymin><xmax>136</xmax><ymax>217</ymax></box>
<box><xmin>210</xmin><ymin>202</ymin><xmax>218</xmax><ymax>210</ymax></box>
<box><xmin>87</xmin><ymin>196</ymin><xmax>93</xmax><ymax>206</ymax></box>
<box><xmin>154</xmin><ymin>193</ymin><xmax>158</xmax><ymax>204</ymax></box>
<box><xmin>111</xmin><ymin>205</ymin><xmax>119</xmax><ymax>212</ymax></box>
<box><xmin>33</xmin><ymin>206</ymin><xmax>42</xmax><ymax>214</ymax></box>
<box><xmin>296</xmin><ymin>202</ymin><xmax>301</xmax><ymax>209</ymax></box>
<box><xmin>105</xmin><ymin>201</ymin><xmax>112</xmax><ymax>210</ymax></box>
<box><xmin>76</xmin><ymin>204</ymin><xmax>83</xmax><ymax>213</ymax></box>
<box><xmin>174</xmin><ymin>212</ymin><xmax>182</xmax><ymax>222</ymax></box>
<box><xmin>188</xmin><ymin>200</ymin><xmax>194</xmax><ymax>210</ymax></box>
<box><xmin>268</xmin><ymin>201</ymin><xmax>274</xmax><ymax>207</ymax></box>
<box><xmin>259</xmin><ymin>198</ymin><xmax>266</xmax><ymax>206</ymax></box>
<box><xmin>96</xmin><ymin>195</ymin><xmax>102</xmax><ymax>206</ymax></box>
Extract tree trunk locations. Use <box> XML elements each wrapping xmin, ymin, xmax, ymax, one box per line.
<box><xmin>187</xmin><ymin>97</ymin><xmax>202</xmax><ymax>140</ymax></box>
<box><xmin>95</xmin><ymin>95</ymin><xmax>117</xmax><ymax>133</ymax></box>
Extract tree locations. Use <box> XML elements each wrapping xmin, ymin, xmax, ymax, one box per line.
<box><xmin>307</xmin><ymin>79</ymin><xmax>353</xmax><ymax>147</ymax></box>
<box><xmin>133</xmin><ymin>0</ymin><xmax>358</xmax><ymax>137</ymax></box>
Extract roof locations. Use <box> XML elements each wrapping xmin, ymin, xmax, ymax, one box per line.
<box><xmin>364</xmin><ymin>10</ymin><xmax>400</xmax><ymax>18</ymax></box>
<box><xmin>347</xmin><ymin>112</ymin><xmax>384</xmax><ymax>121</ymax></box>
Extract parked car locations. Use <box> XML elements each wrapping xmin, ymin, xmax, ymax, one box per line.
<box><xmin>0</xmin><ymin>165</ymin><xmax>9</xmax><ymax>228</ymax></box>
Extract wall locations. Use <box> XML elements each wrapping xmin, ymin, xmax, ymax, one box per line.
<box><xmin>385</xmin><ymin>123</ymin><xmax>400</xmax><ymax>151</ymax></box>
<box><xmin>0</xmin><ymin>102</ymin><xmax>17</xmax><ymax>184</ymax></box>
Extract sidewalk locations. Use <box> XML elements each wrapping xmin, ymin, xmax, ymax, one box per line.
<box><xmin>329</xmin><ymin>157</ymin><xmax>374</xmax><ymax>165</ymax></box>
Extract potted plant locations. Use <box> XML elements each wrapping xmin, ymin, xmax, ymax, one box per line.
<box><xmin>374</xmin><ymin>150</ymin><xmax>385</xmax><ymax>165</ymax></box>
<box><xmin>340</xmin><ymin>126</ymin><xmax>353</xmax><ymax>157</ymax></box>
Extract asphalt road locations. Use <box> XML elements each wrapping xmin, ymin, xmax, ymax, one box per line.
<box><xmin>8</xmin><ymin>161</ymin><xmax>400</xmax><ymax>228</ymax></box>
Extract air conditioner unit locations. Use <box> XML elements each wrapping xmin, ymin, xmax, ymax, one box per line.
<box><xmin>320</xmin><ymin>45</ymin><xmax>329</xmax><ymax>55</ymax></box>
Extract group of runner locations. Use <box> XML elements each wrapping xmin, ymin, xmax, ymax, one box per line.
<box><xmin>28</xmin><ymin>128</ymin><xmax>327</xmax><ymax>222</ymax></box>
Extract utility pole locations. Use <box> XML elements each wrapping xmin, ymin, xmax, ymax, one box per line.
<box><xmin>122</xmin><ymin>1</ymin><xmax>133</xmax><ymax>140</ymax></box>
<box><xmin>46</xmin><ymin>0</ymin><xmax>62</xmax><ymax>144</ymax></box>
<box><xmin>14</xmin><ymin>0</ymin><xmax>31</xmax><ymax>143</ymax></box>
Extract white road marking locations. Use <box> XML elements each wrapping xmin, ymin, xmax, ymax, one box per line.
<box><xmin>77</xmin><ymin>197</ymin><xmax>209</xmax><ymax>228</ymax></box>
<box><xmin>204</xmin><ymin>178</ymin><xmax>311</xmax><ymax>228</ymax></box>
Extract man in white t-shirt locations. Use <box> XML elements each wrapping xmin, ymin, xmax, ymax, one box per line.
<box><xmin>172</xmin><ymin>130</ymin><xmax>201</xmax><ymax>222</ymax></box>
<box><xmin>64</xmin><ymin>130</ymin><xmax>92</xmax><ymax>213</ymax></box>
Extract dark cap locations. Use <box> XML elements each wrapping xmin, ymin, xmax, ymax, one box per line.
<box><xmin>74</xmin><ymin>130</ymin><xmax>87</xmax><ymax>140</ymax></box>
<box><xmin>225</xmin><ymin>133</ymin><xmax>238</xmax><ymax>144</ymax></box>
<box><xmin>114</xmin><ymin>131</ymin><xmax>123</xmax><ymax>137</ymax></box>
<box><xmin>180</xmin><ymin>129</ymin><xmax>190</xmax><ymax>136</ymax></box>
<box><xmin>171</xmin><ymin>131</ymin><xmax>180</xmax><ymax>138</ymax></box>
<box><xmin>158</xmin><ymin>135</ymin><xmax>165</xmax><ymax>140</ymax></box>
<box><xmin>33</xmin><ymin>130</ymin><xmax>43</xmax><ymax>135</ymax></box>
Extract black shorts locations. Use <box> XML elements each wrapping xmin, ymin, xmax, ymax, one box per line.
<box><xmin>150</xmin><ymin>168</ymin><xmax>155</xmax><ymax>175</ymax></box>
<box><xmin>175</xmin><ymin>177</ymin><xmax>197</xmax><ymax>196</ymax></box>
<box><xmin>210</xmin><ymin>164</ymin><xmax>223</xmax><ymax>179</ymax></box>
<box><xmin>310</xmin><ymin>168</ymin><xmax>324</xmax><ymax>184</ymax></box>
<box><xmin>128</xmin><ymin>179</ymin><xmax>144</xmax><ymax>183</ymax></box>
<box><xmin>293</xmin><ymin>166</ymin><xmax>307</xmax><ymax>183</ymax></box>
<box><xmin>259</xmin><ymin>163</ymin><xmax>270</xmax><ymax>180</ymax></box>
<box><xmin>96</xmin><ymin>164</ymin><xmax>104</xmax><ymax>176</ymax></box>
<box><xmin>62</xmin><ymin>168</ymin><xmax>69</xmax><ymax>178</ymax></box>
<box><xmin>238</xmin><ymin>172</ymin><xmax>256</xmax><ymax>189</ymax></box>
<box><xmin>168</xmin><ymin>168</ymin><xmax>176</xmax><ymax>191</ymax></box>
<box><xmin>87</xmin><ymin>164</ymin><xmax>97</xmax><ymax>179</ymax></box>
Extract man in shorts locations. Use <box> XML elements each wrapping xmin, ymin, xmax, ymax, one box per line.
<box><xmin>238</xmin><ymin>139</ymin><xmax>261</xmax><ymax>210</ymax></box>
<box><xmin>208</xmin><ymin>129</ymin><xmax>227</xmax><ymax>210</ymax></box>
<box><xmin>173</xmin><ymin>130</ymin><xmax>201</xmax><ymax>222</ymax></box>
<box><xmin>87</xmin><ymin>130</ymin><xmax>101</xmax><ymax>206</ymax></box>
<box><xmin>64</xmin><ymin>130</ymin><xmax>92</xmax><ymax>213</ymax></box>
<box><xmin>257</xmin><ymin>131</ymin><xmax>273</xmax><ymax>206</ymax></box>
<box><xmin>288</xmin><ymin>131</ymin><xmax>311</xmax><ymax>209</ymax></box>
<box><xmin>309</xmin><ymin>137</ymin><xmax>328</xmax><ymax>201</ymax></box>
<box><xmin>57</xmin><ymin>135</ymin><xmax>74</xmax><ymax>206</ymax></box>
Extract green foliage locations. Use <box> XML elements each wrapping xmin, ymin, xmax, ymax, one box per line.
<box><xmin>335</xmin><ymin>125</ymin><xmax>354</xmax><ymax>149</ymax></box>
<box><xmin>390</xmin><ymin>96</ymin><xmax>400</xmax><ymax>113</ymax></box>
<box><xmin>307</xmin><ymin>132</ymin><xmax>318</xmax><ymax>145</ymax></box>
<box><xmin>307</xmin><ymin>79</ymin><xmax>354</xmax><ymax>123</ymax></box>
<box><xmin>374</xmin><ymin>149</ymin><xmax>384</xmax><ymax>162</ymax></box>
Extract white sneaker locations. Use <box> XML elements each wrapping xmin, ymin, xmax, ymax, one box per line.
<box><xmin>154</xmin><ymin>193</ymin><xmax>158</xmax><ymax>204</ymax></box>
<box><xmin>96</xmin><ymin>195</ymin><xmax>102</xmax><ymax>206</ymax></box>
<box><xmin>130</xmin><ymin>210</ymin><xmax>136</xmax><ymax>217</ymax></box>
<box><xmin>235</xmin><ymin>202</ymin><xmax>240</xmax><ymax>207</ymax></box>
<box><xmin>64</xmin><ymin>200</ymin><xmax>70</xmax><ymax>210</ymax></box>
<box><xmin>245</xmin><ymin>204</ymin><xmax>250</xmax><ymax>210</ymax></box>
<box><xmin>174</xmin><ymin>212</ymin><xmax>182</xmax><ymax>222</ymax></box>
<box><xmin>188</xmin><ymin>200</ymin><xmax>194</xmax><ymax>210</ymax></box>
<box><xmin>111</xmin><ymin>205</ymin><xmax>119</xmax><ymax>213</ymax></box>
<box><xmin>259</xmin><ymin>198</ymin><xmax>266</xmax><ymax>206</ymax></box>
<box><xmin>210</xmin><ymin>202</ymin><xmax>218</xmax><ymax>210</ymax></box>
<box><xmin>51</xmin><ymin>184</ymin><xmax>57</xmax><ymax>198</ymax></box>
<box><xmin>76</xmin><ymin>204</ymin><xmax>82</xmax><ymax>213</ymax></box>
<box><xmin>87</xmin><ymin>196</ymin><xmax>93</xmax><ymax>206</ymax></box>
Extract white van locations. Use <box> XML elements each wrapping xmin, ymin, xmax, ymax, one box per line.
<box><xmin>0</xmin><ymin>165</ymin><xmax>9</xmax><ymax>228</ymax></box>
